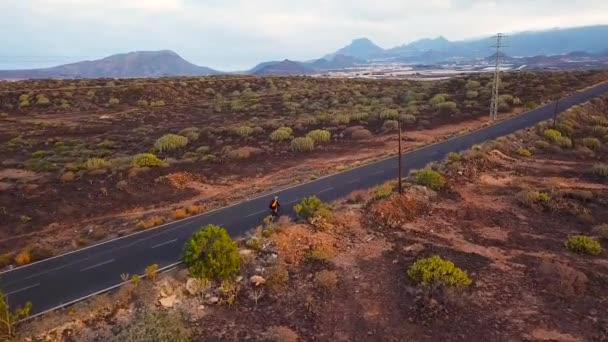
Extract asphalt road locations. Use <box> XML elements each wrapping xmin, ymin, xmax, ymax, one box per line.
<box><xmin>2</xmin><ymin>81</ymin><xmax>608</xmax><ymax>317</ymax></box>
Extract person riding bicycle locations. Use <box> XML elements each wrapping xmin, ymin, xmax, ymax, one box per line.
<box><xmin>269</xmin><ymin>196</ymin><xmax>280</xmax><ymax>217</ymax></box>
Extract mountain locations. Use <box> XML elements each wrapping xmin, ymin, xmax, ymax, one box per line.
<box><xmin>325</xmin><ymin>25</ymin><xmax>608</xmax><ymax>64</ymax></box>
<box><xmin>250</xmin><ymin>59</ymin><xmax>315</xmax><ymax>76</ymax></box>
<box><xmin>0</xmin><ymin>50</ymin><xmax>220</xmax><ymax>79</ymax></box>
<box><xmin>325</xmin><ymin>38</ymin><xmax>384</xmax><ymax>60</ymax></box>
<box><xmin>310</xmin><ymin>54</ymin><xmax>363</xmax><ymax>70</ymax></box>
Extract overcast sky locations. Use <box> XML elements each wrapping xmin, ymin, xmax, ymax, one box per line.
<box><xmin>0</xmin><ymin>0</ymin><xmax>607</xmax><ymax>71</ymax></box>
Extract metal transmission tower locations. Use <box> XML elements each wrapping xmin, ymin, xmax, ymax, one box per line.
<box><xmin>490</xmin><ymin>33</ymin><xmax>507</xmax><ymax>120</ymax></box>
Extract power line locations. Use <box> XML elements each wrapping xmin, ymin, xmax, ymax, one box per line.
<box><xmin>489</xmin><ymin>33</ymin><xmax>507</xmax><ymax>121</ymax></box>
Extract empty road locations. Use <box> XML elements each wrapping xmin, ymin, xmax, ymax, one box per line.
<box><xmin>2</xmin><ymin>81</ymin><xmax>608</xmax><ymax>317</ymax></box>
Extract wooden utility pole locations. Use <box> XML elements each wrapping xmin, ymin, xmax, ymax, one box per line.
<box><xmin>398</xmin><ymin>120</ymin><xmax>403</xmax><ymax>194</ymax></box>
<box><xmin>552</xmin><ymin>98</ymin><xmax>560</xmax><ymax>128</ymax></box>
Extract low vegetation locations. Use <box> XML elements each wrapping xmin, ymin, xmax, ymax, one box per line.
<box><xmin>407</xmin><ymin>255</ymin><xmax>472</xmax><ymax>288</ymax></box>
<box><xmin>410</xmin><ymin>168</ymin><xmax>446</xmax><ymax>190</ymax></box>
<box><xmin>293</xmin><ymin>196</ymin><xmax>331</xmax><ymax>220</ymax></box>
<box><xmin>565</xmin><ymin>235</ymin><xmax>603</xmax><ymax>255</ymax></box>
<box><xmin>1</xmin><ymin>291</ymin><xmax>32</xmax><ymax>339</ymax></box>
<box><xmin>183</xmin><ymin>225</ymin><xmax>240</xmax><ymax>280</ymax></box>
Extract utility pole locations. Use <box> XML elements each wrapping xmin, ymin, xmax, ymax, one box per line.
<box><xmin>552</xmin><ymin>98</ymin><xmax>560</xmax><ymax>128</ymax></box>
<box><xmin>490</xmin><ymin>33</ymin><xmax>507</xmax><ymax>121</ymax></box>
<box><xmin>397</xmin><ymin>119</ymin><xmax>403</xmax><ymax>194</ymax></box>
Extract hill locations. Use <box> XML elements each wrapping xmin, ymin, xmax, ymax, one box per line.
<box><xmin>250</xmin><ymin>59</ymin><xmax>315</xmax><ymax>76</ymax></box>
<box><xmin>310</xmin><ymin>54</ymin><xmax>363</xmax><ymax>70</ymax></box>
<box><xmin>325</xmin><ymin>37</ymin><xmax>384</xmax><ymax>60</ymax></box>
<box><xmin>0</xmin><ymin>50</ymin><xmax>220</xmax><ymax>80</ymax></box>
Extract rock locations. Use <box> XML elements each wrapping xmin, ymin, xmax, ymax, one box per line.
<box><xmin>250</xmin><ymin>275</ymin><xmax>266</xmax><ymax>286</ymax></box>
<box><xmin>235</xmin><ymin>276</ymin><xmax>243</xmax><ymax>283</ymax></box>
<box><xmin>186</xmin><ymin>278</ymin><xmax>202</xmax><ymax>296</ymax></box>
<box><xmin>99</xmin><ymin>115</ymin><xmax>111</xmax><ymax>119</ymax></box>
<box><xmin>208</xmin><ymin>296</ymin><xmax>219</xmax><ymax>304</ymax></box>
<box><xmin>403</xmin><ymin>243</ymin><xmax>426</xmax><ymax>256</ymax></box>
<box><xmin>159</xmin><ymin>295</ymin><xmax>178</xmax><ymax>308</ymax></box>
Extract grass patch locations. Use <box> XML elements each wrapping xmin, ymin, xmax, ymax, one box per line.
<box><xmin>411</xmin><ymin>168</ymin><xmax>446</xmax><ymax>190</ymax></box>
<box><xmin>154</xmin><ymin>134</ymin><xmax>188</xmax><ymax>152</ymax></box>
<box><xmin>565</xmin><ymin>235</ymin><xmax>603</xmax><ymax>255</ymax></box>
<box><xmin>408</xmin><ymin>255</ymin><xmax>472</xmax><ymax>288</ymax></box>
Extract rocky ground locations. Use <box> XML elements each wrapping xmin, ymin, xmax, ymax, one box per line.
<box><xmin>12</xmin><ymin>95</ymin><xmax>608</xmax><ymax>341</ymax></box>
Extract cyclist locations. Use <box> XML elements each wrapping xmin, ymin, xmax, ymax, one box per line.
<box><xmin>269</xmin><ymin>195</ymin><xmax>280</xmax><ymax>218</ymax></box>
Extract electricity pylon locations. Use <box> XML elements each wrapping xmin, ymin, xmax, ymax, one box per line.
<box><xmin>490</xmin><ymin>33</ymin><xmax>507</xmax><ymax>121</ymax></box>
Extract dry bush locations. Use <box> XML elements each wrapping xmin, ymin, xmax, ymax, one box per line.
<box><xmin>172</xmin><ymin>208</ymin><xmax>188</xmax><ymax>220</ymax></box>
<box><xmin>14</xmin><ymin>250</ymin><xmax>31</xmax><ymax>266</ymax></box>
<box><xmin>366</xmin><ymin>193</ymin><xmax>429</xmax><ymax>230</ymax></box>
<box><xmin>227</xmin><ymin>146</ymin><xmax>262</xmax><ymax>160</ymax></box>
<box><xmin>266</xmin><ymin>263</ymin><xmax>290</xmax><ymax>292</ymax></box>
<box><xmin>154</xmin><ymin>134</ymin><xmax>188</xmax><ymax>152</ymax></box>
<box><xmin>315</xmin><ymin>270</ymin><xmax>338</xmax><ymax>292</ymax></box>
<box><xmin>60</xmin><ymin>171</ymin><xmax>76</xmax><ymax>182</ymax></box>
<box><xmin>137</xmin><ymin>216</ymin><xmax>165</xmax><ymax>230</ymax></box>
<box><xmin>270</xmin><ymin>127</ymin><xmax>292</xmax><ymax>141</ymax></box>
<box><xmin>346</xmin><ymin>189</ymin><xmax>368</xmax><ymax>204</ymax></box>
<box><xmin>85</xmin><ymin>158</ymin><xmax>110</xmax><ymax>170</ymax></box>
<box><xmin>306</xmin><ymin>129</ymin><xmax>331</xmax><ymax>143</ymax></box>
<box><xmin>186</xmin><ymin>205</ymin><xmax>204</xmax><ymax>215</ymax></box>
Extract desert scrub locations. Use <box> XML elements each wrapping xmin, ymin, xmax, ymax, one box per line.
<box><xmin>411</xmin><ymin>168</ymin><xmax>446</xmax><ymax>190</ymax></box>
<box><xmin>154</xmin><ymin>134</ymin><xmax>188</xmax><ymax>152</ymax></box>
<box><xmin>517</xmin><ymin>189</ymin><xmax>552</xmax><ymax>207</ymax></box>
<box><xmin>382</xmin><ymin>119</ymin><xmax>399</xmax><ymax>132</ymax></box>
<box><xmin>294</xmin><ymin>196</ymin><xmax>331</xmax><ymax>220</ymax></box>
<box><xmin>114</xmin><ymin>309</ymin><xmax>190</xmax><ymax>342</ymax></box>
<box><xmin>543</xmin><ymin>129</ymin><xmax>562</xmax><ymax>142</ymax></box>
<box><xmin>582</xmin><ymin>137</ymin><xmax>601</xmax><ymax>150</ymax></box>
<box><xmin>591</xmin><ymin>164</ymin><xmax>608</xmax><ymax>178</ymax></box>
<box><xmin>235</xmin><ymin>126</ymin><xmax>254</xmax><ymax>137</ymax></box>
<box><xmin>291</xmin><ymin>136</ymin><xmax>314</xmax><ymax>152</ymax></box>
<box><xmin>183</xmin><ymin>225</ymin><xmax>240</xmax><ymax>280</ymax></box>
<box><xmin>556</xmin><ymin>137</ymin><xmax>572</xmax><ymax>149</ymax></box>
<box><xmin>108</xmin><ymin>97</ymin><xmax>120</xmax><ymax>106</ymax></box>
<box><xmin>306</xmin><ymin>129</ymin><xmax>331</xmax><ymax>143</ymax></box>
<box><xmin>178</xmin><ymin>127</ymin><xmax>200</xmax><ymax>141</ymax></box>
<box><xmin>408</xmin><ymin>255</ymin><xmax>472</xmax><ymax>288</ymax></box>
<box><xmin>132</xmin><ymin>153</ymin><xmax>164</xmax><ymax>167</ymax></box>
<box><xmin>447</xmin><ymin>152</ymin><xmax>462</xmax><ymax>162</ymax></box>
<box><xmin>374</xmin><ymin>183</ymin><xmax>394</xmax><ymax>200</ymax></box>
<box><xmin>565</xmin><ymin>235</ymin><xmax>603</xmax><ymax>255</ymax></box>
<box><xmin>270</xmin><ymin>127</ymin><xmax>292</xmax><ymax>141</ymax></box>
<box><xmin>84</xmin><ymin>157</ymin><xmax>110</xmax><ymax>170</ymax></box>
<box><xmin>136</xmin><ymin>216</ymin><xmax>165</xmax><ymax>230</ymax></box>
<box><xmin>517</xmin><ymin>148</ymin><xmax>532</xmax><ymax>157</ymax></box>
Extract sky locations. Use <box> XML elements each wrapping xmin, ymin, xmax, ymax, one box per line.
<box><xmin>0</xmin><ymin>0</ymin><xmax>607</xmax><ymax>71</ymax></box>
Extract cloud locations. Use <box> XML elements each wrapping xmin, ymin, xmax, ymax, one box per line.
<box><xmin>0</xmin><ymin>0</ymin><xmax>606</xmax><ymax>70</ymax></box>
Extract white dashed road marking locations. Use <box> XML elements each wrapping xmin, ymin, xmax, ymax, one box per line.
<box><xmin>317</xmin><ymin>187</ymin><xmax>334</xmax><ymax>194</ymax></box>
<box><xmin>6</xmin><ymin>283</ymin><xmax>40</xmax><ymax>296</ymax></box>
<box><xmin>151</xmin><ymin>238</ymin><xmax>178</xmax><ymax>249</ymax></box>
<box><xmin>79</xmin><ymin>259</ymin><xmax>115</xmax><ymax>272</ymax></box>
<box><xmin>245</xmin><ymin>210</ymin><xmax>267</xmax><ymax>218</ymax></box>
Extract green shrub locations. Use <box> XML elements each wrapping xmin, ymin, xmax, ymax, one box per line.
<box><xmin>270</xmin><ymin>127</ymin><xmax>292</xmax><ymax>141</ymax></box>
<box><xmin>178</xmin><ymin>127</ymin><xmax>200</xmax><ymax>142</ymax></box>
<box><xmin>447</xmin><ymin>152</ymin><xmax>462</xmax><ymax>162</ymax></box>
<box><xmin>592</xmin><ymin>224</ymin><xmax>608</xmax><ymax>239</ymax></box>
<box><xmin>379</xmin><ymin>109</ymin><xmax>399</xmax><ymax>120</ymax></box>
<box><xmin>544</xmin><ymin>129</ymin><xmax>562</xmax><ymax>142</ymax></box>
<box><xmin>400</xmin><ymin>114</ymin><xmax>417</xmax><ymax>125</ymax></box>
<box><xmin>136</xmin><ymin>99</ymin><xmax>149</xmax><ymax>107</ymax></box>
<box><xmin>497</xmin><ymin>102</ymin><xmax>510</xmax><ymax>112</ymax></box>
<box><xmin>97</xmin><ymin>139</ymin><xmax>115</xmax><ymax>149</ymax></box>
<box><xmin>582</xmin><ymin>137</ymin><xmax>601</xmax><ymax>150</ymax></box>
<box><xmin>0</xmin><ymin>290</ymin><xmax>32</xmax><ymax>338</ymax></box>
<box><xmin>154</xmin><ymin>134</ymin><xmax>188</xmax><ymax>152</ymax></box>
<box><xmin>306</xmin><ymin>129</ymin><xmax>331</xmax><ymax>143</ymax></box>
<box><xmin>132</xmin><ymin>153</ymin><xmax>164</xmax><ymax>167</ymax></box>
<box><xmin>592</xmin><ymin>125</ymin><xmax>608</xmax><ymax>137</ymax></box>
<box><xmin>430</xmin><ymin>94</ymin><xmax>447</xmax><ymax>106</ymax></box>
<box><xmin>465</xmin><ymin>80</ymin><xmax>481</xmax><ymax>90</ymax></box>
<box><xmin>411</xmin><ymin>169</ymin><xmax>446</xmax><ymax>190</ymax></box>
<box><xmin>335</xmin><ymin>114</ymin><xmax>350</xmax><ymax>124</ymax></box>
<box><xmin>517</xmin><ymin>148</ymin><xmax>532</xmax><ymax>157</ymax></box>
<box><xmin>183</xmin><ymin>225</ymin><xmax>240</xmax><ymax>280</ymax></box>
<box><xmin>465</xmin><ymin>90</ymin><xmax>478</xmax><ymax>99</ymax></box>
<box><xmin>85</xmin><ymin>157</ymin><xmax>110</xmax><ymax>170</ymax></box>
<box><xmin>351</xmin><ymin>112</ymin><xmax>370</xmax><ymax>121</ymax></box>
<box><xmin>407</xmin><ymin>255</ymin><xmax>472</xmax><ymax>288</ymax></box>
<box><xmin>35</xmin><ymin>95</ymin><xmax>51</xmax><ymax>106</ymax></box>
<box><xmin>537</xmin><ymin>192</ymin><xmax>552</xmax><ymax>203</ymax></box>
<box><xmin>374</xmin><ymin>183</ymin><xmax>393</xmax><ymax>200</ymax></box>
<box><xmin>437</xmin><ymin>101</ymin><xmax>458</xmax><ymax>113</ymax></box>
<box><xmin>31</xmin><ymin>150</ymin><xmax>49</xmax><ymax>158</ymax></box>
<box><xmin>565</xmin><ymin>235</ymin><xmax>603</xmax><ymax>255</ymax></box>
<box><xmin>294</xmin><ymin>196</ymin><xmax>331</xmax><ymax>220</ymax></box>
<box><xmin>235</xmin><ymin>126</ymin><xmax>254</xmax><ymax>137</ymax></box>
<box><xmin>114</xmin><ymin>309</ymin><xmax>190</xmax><ymax>342</ymax></box>
<box><xmin>150</xmin><ymin>100</ymin><xmax>165</xmax><ymax>107</ymax></box>
<box><xmin>108</xmin><ymin>97</ymin><xmax>120</xmax><ymax>106</ymax></box>
<box><xmin>291</xmin><ymin>137</ymin><xmax>314</xmax><ymax>152</ymax></box>
<box><xmin>525</xmin><ymin>101</ymin><xmax>538</xmax><ymax>110</ymax></box>
<box><xmin>591</xmin><ymin>164</ymin><xmax>608</xmax><ymax>178</ymax></box>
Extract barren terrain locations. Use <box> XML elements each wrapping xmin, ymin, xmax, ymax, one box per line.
<box><xmin>13</xmin><ymin>94</ymin><xmax>608</xmax><ymax>341</ymax></box>
<box><xmin>1</xmin><ymin>71</ymin><xmax>606</xmax><ymax>268</ymax></box>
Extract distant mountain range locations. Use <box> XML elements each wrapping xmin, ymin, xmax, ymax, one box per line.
<box><xmin>0</xmin><ymin>24</ymin><xmax>607</xmax><ymax>79</ymax></box>
<box><xmin>329</xmin><ymin>25</ymin><xmax>608</xmax><ymax>63</ymax></box>
<box><xmin>0</xmin><ymin>50</ymin><xmax>219</xmax><ymax>79</ymax></box>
